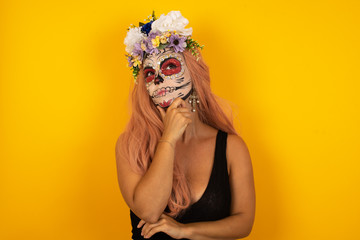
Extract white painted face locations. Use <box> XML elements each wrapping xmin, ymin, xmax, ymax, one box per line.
<box><xmin>142</xmin><ymin>48</ymin><xmax>192</xmax><ymax>109</ymax></box>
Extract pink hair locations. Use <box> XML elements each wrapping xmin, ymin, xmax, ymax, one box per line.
<box><xmin>117</xmin><ymin>48</ymin><xmax>238</xmax><ymax>218</ymax></box>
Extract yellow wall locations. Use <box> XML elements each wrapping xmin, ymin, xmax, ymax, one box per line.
<box><xmin>1</xmin><ymin>0</ymin><xmax>359</xmax><ymax>239</ymax></box>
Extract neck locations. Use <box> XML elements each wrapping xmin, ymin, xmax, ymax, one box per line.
<box><xmin>179</xmin><ymin>97</ymin><xmax>205</xmax><ymax>144</ymax></box>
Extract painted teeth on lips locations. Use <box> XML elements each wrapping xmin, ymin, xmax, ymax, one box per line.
<box><xmin>153</xmin><ymin>87</ymin><xmax>175</xmax><ymax>98</ymax></box>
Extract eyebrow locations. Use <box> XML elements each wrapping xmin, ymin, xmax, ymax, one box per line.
<box><xmin>143</xmin><ymin>59</ymin><xmax>154</xmax><ymax>68</ymax></box>
<box><xmin>157</xmin><ymin>48</ymin><xmax>171</xmax><ymax>59</ymax></box>
<box><xmin>160</xmin><ymin>57</ymin><xmax>178</xmax><ymax>69</ymax></box>
<box><xmin>143</xmin><ymin>66</ymin><xmax>153</xmax><ymax>70</ymax></box>
<box><xmin>144</xmin><ymin>49</ymin><xmax>181</xmax><ymax>67</ymax></box>
<box><xmin>144</xmin><ymin>57</ymin><xmax>177</xmax><ymax>72</ymax></box>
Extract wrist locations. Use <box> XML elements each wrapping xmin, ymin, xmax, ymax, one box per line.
<box><xmin>160</xmin><ymin>135</ymin><xmax>176</xmax><ymax>145</ymax></box>
<box><xmin>158</xmin><ymin>139</ymin><xmax>175</xmax><ymax>150</ymax></box>
<box><xmin>182</xmin><ymin>223</ymin><xmax>194</xmax><ymax>239</ymax></box>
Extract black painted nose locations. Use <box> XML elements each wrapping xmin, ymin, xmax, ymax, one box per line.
<box><xmin>154</xmin><ymin>74</ymin><xmax>164</xmax><ymax>85</ymax></box>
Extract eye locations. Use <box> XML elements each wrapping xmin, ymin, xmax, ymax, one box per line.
<box><xmin>166</xmin><ymin>64</ymin><xmax>177</xmax><ymax>70</ymax></box>
<box><xmin>146</xmin><ymin>71</ymin><xmax>154</xmax><ymax>77</ymax></box>
<box><xmin>144</xmin><ymin>68</ymin><xmax>155</xmax><ymax>83</ymax></box>
<box><xmin>161</xmin><ymin>58</ymin><xmax>181</xmax><ymax>76</ymax></box>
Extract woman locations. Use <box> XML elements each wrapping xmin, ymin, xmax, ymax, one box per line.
<box><xmin>116</xmin><ymin>11</ymin><xmax>255</xmax><ymax>240</ymax></box>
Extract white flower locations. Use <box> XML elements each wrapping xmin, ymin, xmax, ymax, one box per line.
<box><xmin>124</xmin><ymin>27</ymin><xmax>146</xmax><ymax>54</ymax></box>
<box><xmin>151</xmin><ymin>11</ymin><xmax>193</xmax><ymax>36</ymax></box>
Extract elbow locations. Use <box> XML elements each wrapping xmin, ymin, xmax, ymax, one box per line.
<box><xmin>241</xmin><ymin>230</ymin><xmax>252</xmax><ymax>239</ymax></box>
<box><xmin>132</xmin><ymin>195</ymin><xmax>163</xmax><ymax>224</ymax></box>
<box><xmin>133</xmin><ymin>210</ymin><xmax>158</xmax><ymax>224</ymax></box>
<box><xmin>134</xmin><ymin>205</ymin><xmax>163</xmax><ymax>224</ymax></box>
<box><xmin>241</xmin><ymin>224</ymin><xmax>254</xmax><ymax>238</ymax></box>
<box><xmin>145</xmin><ymin>207</ymin><xmax>165</xmax><ymax>223</ymax></box>
<box><xmin>141</xmin><ymin>211</ymin><xmax>162</xmax><ymax>224</ymax></box>
<box><xmin>132</xmin><ymin>188</ymin><xmax>169</xmax><ymax>224</ymax></box>
<box><xmin>140</xmin><ymin>215</ymin><xmax>157</xmax><ymax>224</ymax></box>
<box><xmin>147</xmin><ymin>214</ymin><xmax>161</xmax><ymax>224</ymax></box>
<box><xmin>236</xmin><ymin>217</ymin><xmax>254</xmax><ymax>239</ymax></box>
<box><xmin>236</xmin><ymin>229</ymin><xmax>252</xmax><ymax>239</ymax></box>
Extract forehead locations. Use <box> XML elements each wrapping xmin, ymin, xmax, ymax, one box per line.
<box><xmin>143</xmin><ymin>48</ymin><xmax>184</xmax><ymax>67</ymax></box>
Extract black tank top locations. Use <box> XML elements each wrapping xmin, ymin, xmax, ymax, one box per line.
<box><xmin>130</xmin><ymin>129</ymin><xmax>231</xmax><ymax>240</ymax></box>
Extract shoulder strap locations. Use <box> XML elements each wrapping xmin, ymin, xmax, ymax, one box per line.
<box><xmin>213</xmin><ymin>129</ymin><xmax>229</xmax><ymax>176</ymax></box>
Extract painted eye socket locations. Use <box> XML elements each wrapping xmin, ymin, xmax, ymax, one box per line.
<box><xmin>144</xmin><ymin>68</ymin><xmax>155</xmax><ymax>83</ymax></box>
<box><xmin>161</xmin><ymin>58</ymin><xmax>181</xmax><ymax>76</ymax></box>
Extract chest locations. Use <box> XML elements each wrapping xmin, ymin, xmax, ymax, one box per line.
<box><xmin>175</xmin><ymin>141</ymin><xmax>230</xmax><ymax>204</ymax></box>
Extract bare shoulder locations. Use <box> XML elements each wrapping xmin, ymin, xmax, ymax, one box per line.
<box><xmin>115</xmin><ymin>132</ymin><xmax>143</xmax><ymax>212</ymax></box>
<box><xmin>226</xmin><ymin>134</ymin><xmax>252</xmax><ymax>176</ymax></box>
<box><xmin>226</xmin><ymin>133</ymin><xmax>255</xmax><ymax>230</ymax></box>
<box><xmin>115</xmin><ymin>133</ymin><xmax>126</xmax><ymax>164</ymax></box>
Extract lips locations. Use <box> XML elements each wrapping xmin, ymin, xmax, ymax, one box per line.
<box><xmin>152</xmin><ymin>86</ymin><xmax>175</xmax><ymax>98</ymax></box>
<box><xmin>159</xmin><ymin>98</ymin><xmax>174</xmax><ymax>108</ymax></box>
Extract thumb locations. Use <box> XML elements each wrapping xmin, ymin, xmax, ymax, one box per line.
<box><xmin>157</xmin><ymin>106</ymin><xmax>165</xmax><ymax>121</ymax></box>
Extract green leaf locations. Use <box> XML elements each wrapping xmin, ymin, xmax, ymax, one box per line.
<box><xmin>157</xmin><ymin>43</ymin><xmax>168</xmax><ymax>50</ymax></box>
<box><xmin>152</xmin><ymin>10</ymin><xmax>156</xmax><ymax>20</ymax></box>
<box><xmin>139</xmin><ymin>22</ymin><xmax>145</xmax><ymax>27</ymax></box>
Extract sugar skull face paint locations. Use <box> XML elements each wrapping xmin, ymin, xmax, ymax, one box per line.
<box><xmin>143</xmin><ymin>48</ymin><xmax>192</xmax><ymax>109</ymax></box>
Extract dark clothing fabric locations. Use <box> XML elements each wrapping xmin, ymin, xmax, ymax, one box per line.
<box><xmin>130</xmin><ymin>129</ymin><xmax>231</xmax><ymax>240</ymax></box>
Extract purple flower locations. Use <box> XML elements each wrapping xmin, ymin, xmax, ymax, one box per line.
<box><xmin>148</xmin><ymin>47</ymin><xmax>160</xmax><ymax>55</ymax></box>
<box><xmin>132</xmin><ymin>42</ymin><xmax>144</xmax><ymax>61</ymax></box>
<box><xmin>127</xmin><ymin>56</ymin><xmax>133</xmax><ymax>67</ymax></box>
<box><xmin>168</xmin><ymin>34</ymin><xmax>187</xmax><ymax>53</ymax></box>
<box><xmin>143</xmin><ymin>38</ymin><xmax>153</xmax><ymax>54</ymax></box>
<box><xmin>148</xmin><ymin>30</ymin><xmax>161</xmax><ymax>39</ymax></box>
<box><xmin>143</xmin><ymin>31</ymin><xmax>161</xmax><ymax>55</ymax></box>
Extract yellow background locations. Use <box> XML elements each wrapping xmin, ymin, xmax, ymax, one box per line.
<box><xmin>1</xmin><ymin>0</ymin><xmax>359</xmax><ymax>239</ymax></box>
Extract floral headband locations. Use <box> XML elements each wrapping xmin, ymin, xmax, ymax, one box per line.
<box><xmin>124</xmin><ymin>10</ymin><xmax>204</xmax><ymax>84</ymax></box>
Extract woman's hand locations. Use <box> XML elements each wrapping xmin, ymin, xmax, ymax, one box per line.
<box><xmin>138</xmin><ymin>213</ymin><xmax>188</xmax><ymax>239</ymax></box>
<box><xmin>157</xmin><ymin>97</ymin><xmax>192</xmax><ymax>145</ymax></box>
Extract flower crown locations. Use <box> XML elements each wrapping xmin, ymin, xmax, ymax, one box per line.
<box><xmin>124</xmin><ymin>10</ymin><xmax>204</xmax><ymax>83</ymax></box>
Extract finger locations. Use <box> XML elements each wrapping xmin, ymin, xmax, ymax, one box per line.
<box><xmin>176</xmin><ymin>98</ymin><xmax>188</xmax><ymax>108</ymax></box>
<box><xmin>144</xmin><ymin>225</ymin><xmax>165</xmax><ymax>239</ymax></box>
<box><xmin>156</xmin><ymin>106</ymin><xmax>165</xmax><ymax>120</ymax></box>
<box><xmin>141</xmin><ymin>220</ymin><xmax>163</xmax><ymax>235</ymax></box>
<box><xmin>137</xmin><ymin>219</ymin><xmax>146</xmax><ymax>228</ymax></box>
<box><xmin>167</xmin><ymin>97</ymin><xmax>186</xmax><ymax>110</ymax></box>
<box><xmin>184</xmin><ymin>118</ymin><xmax>192</xmax><ymax>126</ymax></box>
<box><xmin>173</xmin><ymin>107</ymin><xmax>191</xmax><ymax>113</ymax></box>
<box><xmin>141</xmin><ymin>222</ymin><xmax>150</xmax><ymax>236</ymax></box>
<box><xmin>181</xmin><ymin>114</ymin><xmax>192</xmax><ymax>120</ymax></box>
<box><xmin>179</xmin><ymin>114</ymin><xmax>192</xmax><ymax>121</ymax></box>
<box><xmin>142</xmin><ymin>221</ymin><xmax>163</xmax><ymax>237</ymax></box>
<box><xmin>176</xmin><ymin>115</ymin><xmax>192</xmax><ymax>122</ymax></box>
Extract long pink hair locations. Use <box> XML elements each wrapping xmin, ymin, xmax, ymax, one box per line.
<box><xmin>117</xmin><ymin>48</ymin><xmax>238</xmax><ymax>218</ymax></box>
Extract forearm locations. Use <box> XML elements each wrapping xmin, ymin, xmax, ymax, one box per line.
<box><xmin>133</xmin><ymin>141</ymin><xmax>175</xmax><ymax>223</ymax></box>
<box><xmin>183</xmin><ymin>213</ymin><xmax>253</xmax><ymax>240</ymax></box>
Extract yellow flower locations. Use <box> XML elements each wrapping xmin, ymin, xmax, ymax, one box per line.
<box><xmin>141</xmin><ymin>42</ymin><xmax>147</xmax><ymax>51</ymax></box>
<box><xmin>165</xmin><ymin>32</ymin><xmax>171</xmax><ymax>38</ymax></box>
<box><xmin>160</xmin><ymin>35</ymin><xmax>168</xmax><ymax>44</ymax></box>
<box><xmin>152</xmin><ymin>36</ymin><xmax>160</xmax><ymax>48</ymax></box>
<box><xmin>132</xmin><ymin>56</ymin><xmax>141</xmax><ymax>67</ymax></box>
